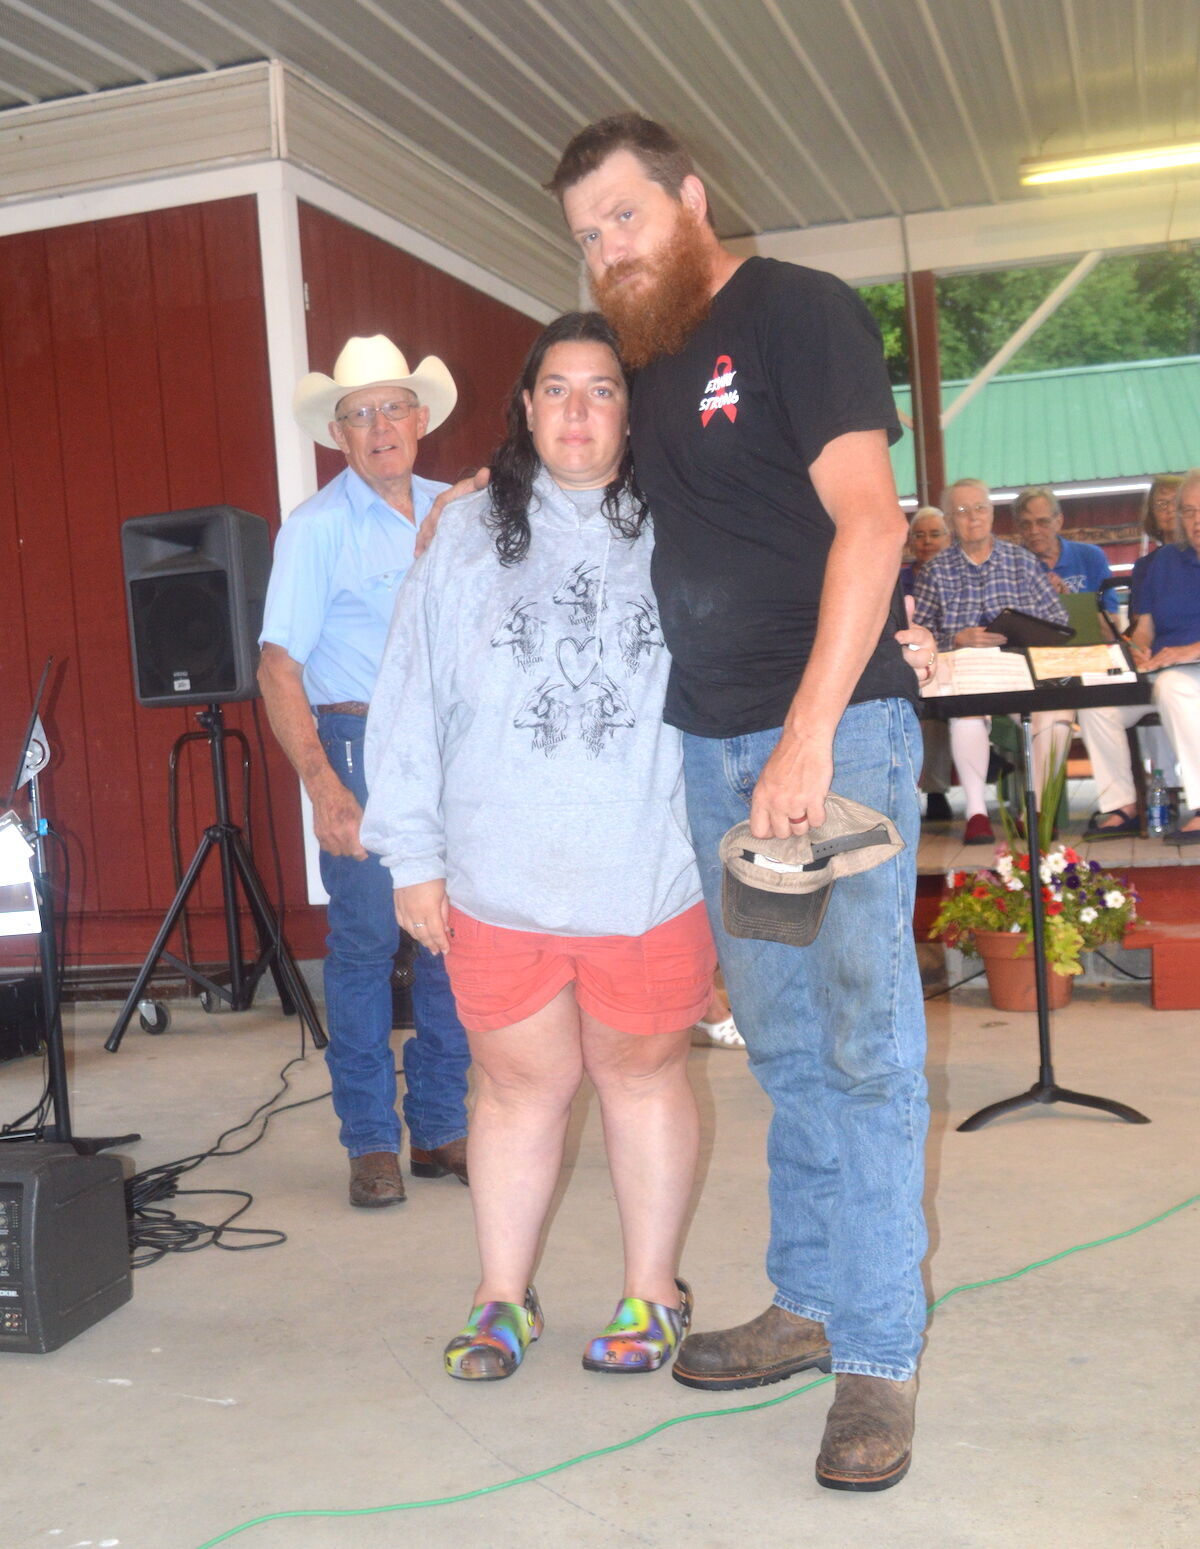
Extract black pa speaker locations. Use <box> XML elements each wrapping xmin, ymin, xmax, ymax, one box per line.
<box><xmin>0</xmin><ymin>1143</ymin><xmax>132</xmax><ymax>1353</ymax></box>
<box><xmin>121</xmin><ymin>507</ymin><xmax>271</xmax><ymax>707</ymax></box>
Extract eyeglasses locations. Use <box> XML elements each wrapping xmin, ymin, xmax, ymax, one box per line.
<box><xmin>1178</xmin><ymin>505</ymin><xmax>1200</xmax><ymax>519</ymax></box>
<box><xmin>952</xmin><ymin>502</ymin><xmax>991</xmax><ymax>516</ymax></box>
<box><xmin>336</xmin><ymin>399</ymin><xmax>418</xmax><ymax>428</ymax></box>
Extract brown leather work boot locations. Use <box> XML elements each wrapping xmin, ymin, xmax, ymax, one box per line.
<box><xmin>349</xmin><ymin>1151</ymin><xmax>406</xmax><ymax>1208</ymax></box>
<box><xmin>672</xmin><ymin>1303</ymin><xmax>831</xmax><ymax>1390</ymax></box>
<box><xmin>410</xmin><ymin>1136</ymin><xmax>469</xmax><ymax>1185</ymax></box>
<box><xmin>816</xmin><ymin>1373</ymin><xmax>918</xmax><ymax>1491</ymax></box>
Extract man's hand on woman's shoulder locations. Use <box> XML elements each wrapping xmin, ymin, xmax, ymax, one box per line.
<box><xmin>416</xmin><ymin>467</ymin><xmax>491</xmax><ymax>556</ymax></box>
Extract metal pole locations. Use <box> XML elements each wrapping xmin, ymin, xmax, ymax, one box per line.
<box><xmin>28</xmin><ymin>774</ymin><xmax>71</xmax><ymax>1142</ymax></box>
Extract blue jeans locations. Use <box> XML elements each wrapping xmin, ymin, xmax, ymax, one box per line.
<box><xmin>682</xmin><ymin>698</ymin><xmax>928</xmax><ymax>1379</ymax></box>
<box><xmin>318</xmin><ymin>712</ymin><xmax>470</xmax><ymax>1158</ymax></box>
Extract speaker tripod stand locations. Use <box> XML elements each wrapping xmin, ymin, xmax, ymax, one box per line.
<box><xmin>106</xmin><ymin>704</ymin><xmax>326</xmax><ymax>1053</ymax></box>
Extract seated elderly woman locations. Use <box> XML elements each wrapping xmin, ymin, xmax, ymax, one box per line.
<box><xmin>912</xmin><ymin>477</ymin><xmax>1071</xmax><ymax>845</ymax></box>
<box><xmin>362</xmin><ymin>313</ymin><xmax>715</xmax><ymax>1382</ymax></box>
<box><xmin>1078</xmin><ymin>470</ymin><xmax>1200</xmax><ymax>845</ymax></box>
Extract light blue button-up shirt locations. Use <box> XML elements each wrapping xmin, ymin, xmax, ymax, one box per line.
<box><xmin>260</xmin><ymin>466</ymin><xmax>447</xmax><ymax>705</ymax></box>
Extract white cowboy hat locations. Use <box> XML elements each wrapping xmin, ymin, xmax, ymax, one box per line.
<box><xmin>293</xmin><ymin>334</ymin><xmax>458</xmax><ymax>448</ymax></box>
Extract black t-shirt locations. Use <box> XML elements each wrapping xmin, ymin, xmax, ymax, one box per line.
<box><xmin>631</xmin><ymin>256</ymin><xmax>913</xmax><ymax>737</ymax></box>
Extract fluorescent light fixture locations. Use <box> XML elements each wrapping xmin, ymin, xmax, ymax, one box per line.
<box><xmin>1021</xmin><ymin>141</ymin><xmax>1200</xmax><ymax>185</ymax></box>
<box><xmin>901</xmin><ymin>481</ymin><xmax>1150</xmax><ymax>507</ymax></box>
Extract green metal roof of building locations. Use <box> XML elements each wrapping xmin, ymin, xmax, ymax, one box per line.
<box><xmin>890</xmin><ymin>355</ymin><xmax>1199</xmax><ymax>498</ymax></box>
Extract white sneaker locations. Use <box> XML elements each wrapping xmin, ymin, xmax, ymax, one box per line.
<box><xmin>692</xmin><ymin>1014</ymin><xmax>746</xmax><ymax>1049</ymax></box>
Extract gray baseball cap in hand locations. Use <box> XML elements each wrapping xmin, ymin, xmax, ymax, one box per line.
<box><xmin>719</xmin><ymin>794</ymin><xmax>905</xmax><ymax>948</ymax></box>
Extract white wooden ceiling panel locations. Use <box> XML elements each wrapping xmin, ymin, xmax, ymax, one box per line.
<box><xmin>753</xmin><ymin>0</ymin><xmax>951</xmax><ymax>214</ymax></box>
<box><xmin>1</xmin><ymin>0</ymin><xmax>1196</xmax><ymax>304</ymax></box>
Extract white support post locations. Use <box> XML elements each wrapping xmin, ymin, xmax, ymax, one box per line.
<box><xmin>941</xmin><ymin>251</ymin><xmax>1103</xmax><ymax>427</ymax></box>
<box><xmin>255</xmin><ymin>169</ymin><xmax>328</xmax><ymax>905</ymax></box>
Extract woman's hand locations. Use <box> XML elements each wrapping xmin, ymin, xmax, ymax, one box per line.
<box><xmin>394</xmin><ymin>879</ymin><xmax>452</xmax><ymax>954</ymax></box>
<box><xmin>1144</xmin><ymin>641</ymin><xmax>1200</xmax><ymax>670</ymax></box>
<box><xmin>953</xmin><ymin>625</ymin><xmax>1007</xmax><ymax>649</ymax></box>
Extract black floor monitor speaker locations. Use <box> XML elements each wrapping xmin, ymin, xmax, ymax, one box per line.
<box><xmin>0</xmin><ymin>1144</ymin><xmax>132</xmax><ymax>1353</ymax></box>
<box><xmin>0</xmin><ymin>975</ymin><xmax>43</xmax><ymax>1065</ymax></box>
<box><xmin>122</xmin><ymin>507</ymin><xmax>271</xmax><ymax>707</ymax></box>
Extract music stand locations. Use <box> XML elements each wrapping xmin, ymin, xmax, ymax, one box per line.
<box><xmin>1</xmin><ymin>658</ymin><xmax>139</xmax><ymax>1154</ymax></box>
<box><xmin>932</xmin><ymin>668</ymin><xmax>1151</xmax><ymax>1130</ymax></box>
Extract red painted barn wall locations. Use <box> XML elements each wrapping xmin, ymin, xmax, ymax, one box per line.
<box><xmin>1</xmin><ymin>194</ymin><xmax>542</xmax><ymax>977</ymax></box>
<box><xmin>0</xmin><ymin>196</ymin><xmax>312</xmax><ymax>972</ymax></box>
<box><xmin>297</xmin><ymin>202</ymin><xmax>542</xmax><ymax>488</ymax></box>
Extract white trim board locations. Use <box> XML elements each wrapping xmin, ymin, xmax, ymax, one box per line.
<box><xmin>729</xmin><ymin>175</ymin><xmax>1200</xmax><ymax>286</ymax></box>
<box><xmin>0</xmin><ymin>158</ymin><xmax>552</xmax><ymax>323</ymax></box>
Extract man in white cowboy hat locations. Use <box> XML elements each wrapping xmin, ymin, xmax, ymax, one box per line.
<box><xmin>259</xmin><ymin>334</ymin><xmax>472</xmax><ymax>1208</ymax></box>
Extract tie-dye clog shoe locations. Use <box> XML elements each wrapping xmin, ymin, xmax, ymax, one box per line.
<box><xmin>582</xmin><ymin>1279</ymin><xmax>692</xmax><ymax>1373</ymax></box>
<box><xmin>445</xmin><ymin>1286</ymin><xmax>543</xmax><ymax>1380</ymax></box>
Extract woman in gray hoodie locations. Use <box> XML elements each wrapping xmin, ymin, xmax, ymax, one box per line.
<box><xmin>362</xmin><ymin>314</ymin><xmax>714</xmax><ymax>1382</ymax></box>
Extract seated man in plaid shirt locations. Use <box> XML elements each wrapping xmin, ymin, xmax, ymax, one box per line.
<box><xmin>912</xmin><ymin>478</ymin><xmax>1070</xmax><ymax>844</ymax></box>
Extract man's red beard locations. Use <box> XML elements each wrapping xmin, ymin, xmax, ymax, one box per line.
<box><xmin>592</xmin><ymin>212</ymin><xmax>713</xmax><ymax>370</ymax></box>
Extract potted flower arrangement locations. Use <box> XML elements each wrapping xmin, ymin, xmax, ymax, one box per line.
<box><xmin>930</xmin><ymin>844</ymin><xmax>1137</xmax><ymax>1010</ymax></box>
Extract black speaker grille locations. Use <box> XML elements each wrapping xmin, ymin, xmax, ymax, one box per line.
<box><xmin>129</xmin><ymin>571</ymin><xmax>237</xmax><ymax>699</ymax></box>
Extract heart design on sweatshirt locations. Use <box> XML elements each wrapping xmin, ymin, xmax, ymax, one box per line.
<box><xmin>556</xmin><ymin>635</ymin><xmax>599</xmax><ymax>689</ymax></box>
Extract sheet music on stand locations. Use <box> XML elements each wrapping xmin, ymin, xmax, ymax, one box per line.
<box><xmin>922</xmin><ymin>642</ymin><xmax>1139</xmax><ymax>701</ymax></box>
<box><xmin>922</xmin><ymin>647</ymin><xmax>1035</xmax><ymax>698</ymax></box>
<box><xmin>1026</xmin><ymin>643</ymin><xmax>1138</xmax><ymax>685</ymax></box>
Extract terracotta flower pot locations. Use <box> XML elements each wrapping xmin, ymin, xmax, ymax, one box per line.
<box><xmin>973</xmin><ymin>930</ymin><xmax>1074</xmax><ymax>1012</ymax></box>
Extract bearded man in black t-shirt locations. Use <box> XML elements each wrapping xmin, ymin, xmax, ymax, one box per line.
<box><xmin>551</xmin><ymin>114</ymin><xmax>934</xmax><ymax>1493</ymax></box>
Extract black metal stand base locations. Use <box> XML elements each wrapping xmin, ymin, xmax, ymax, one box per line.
<box><xmin>958</xmin><ymin>1081</ymin><xmax>1150</xmax><ymax>1131</ymax></box>
<box><xmin>956</xmin><ymin>710</ymin><xmax>1150</xmax><ymax>1134</ymax></box>
<box><xmin>0</xmin><ymin>1128</ymin><xmax>142</xmax><ymax>1154</ymax></box>
<box><xmin>105</xmin><ymin>705</ymin><xmax>326</xmax><ymax>1055</ymax></box>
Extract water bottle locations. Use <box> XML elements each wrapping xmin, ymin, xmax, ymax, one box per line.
<box><xmin>1147</xmin><ymin>768</ymin><xmax>1169</xmax><ymax>836</ymax></box>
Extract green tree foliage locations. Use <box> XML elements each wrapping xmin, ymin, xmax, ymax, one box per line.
<box><xmin>860</xmin><ymin>246</ymin><xmax>1200</xmax><ymax>384</ymax></box>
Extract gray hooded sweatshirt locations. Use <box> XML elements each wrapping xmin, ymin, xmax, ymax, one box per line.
<box><xmin>361</xmin><ymin>472</ymin><xmax>702</xmax><ymax>937</ymax></box>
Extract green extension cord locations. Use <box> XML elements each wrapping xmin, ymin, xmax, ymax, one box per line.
<box><xmin>192</xmin><ymin>1191</ymin><xmax>1197</xmax><ymax>1548</ymax></box>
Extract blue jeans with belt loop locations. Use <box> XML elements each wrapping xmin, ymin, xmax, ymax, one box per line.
<box><xmin>682</xmin><ymin>698</ymin><xmax>928</xmax><ymax>1379</ymax></box>
<box><xmin>317</xmin><ymin>711</ymin><xmax>470</xmax><ymax>1159</ymax></box>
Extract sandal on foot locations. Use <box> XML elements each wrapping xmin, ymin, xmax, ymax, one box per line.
<box><xmin>1083</xmin><ymin>808</ymin><xmax>1139</xmax><ymax>838</ymax></box>
<box><xmin>444</xmin><ymin>1286</ymin><xmax>543</xmax><ymax>1381</ymax></box>
<box><xmin>692</xmin><ymin>1014</ymin><xmax>745</xmax><ymax>1049</ymax></box>
<box><xmin>582</xmin><ymin>1279</ymin><xmax>692</xmax><ymax>1373</ymax></box>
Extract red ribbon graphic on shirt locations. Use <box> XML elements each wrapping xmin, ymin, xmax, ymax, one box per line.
<box><xmin>700</xmin><ymin>354</ymin><xmax>738</xmax><ymax>427</ymax></box>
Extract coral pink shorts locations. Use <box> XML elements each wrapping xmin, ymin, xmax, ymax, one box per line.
<box><xmin>444</xmin><ymin>902</ymin><xmax>717</xmax><ymax>1037</ymax></box>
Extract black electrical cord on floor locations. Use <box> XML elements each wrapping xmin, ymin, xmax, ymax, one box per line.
<box><xmin>125</xmin><ymin>1053</ymin><xmax>407</xmax><ymax>1268</ymax></box>
<box><xmin>1091</xmin><ymin>949</ymin><xmax>1152</xmax><ymax>982</ymax></box>
<box><xmin>923</xmin><ymin>964</ymin><xmax>987</xmax><ymax>999</ymax></box>
<box><xmin>127</xmin><ymin>1052</ymin><xmax>310</xmax><ymax>1267</ymax></box>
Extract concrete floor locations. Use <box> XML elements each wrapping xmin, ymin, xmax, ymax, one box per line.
<box><xmin>0</xmin><ymin>983</ymin><xmax>1196</xmax><ymax>1549</ymax></box>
